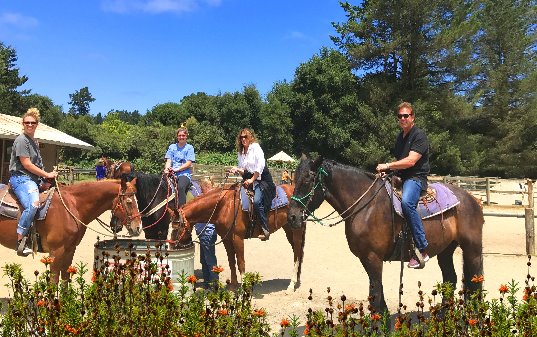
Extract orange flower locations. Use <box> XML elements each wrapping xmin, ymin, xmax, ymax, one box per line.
<box><xmin>37</xmin><ymin>299</ymin><xmax>46</xmax><ymax>307</ymax></box>
<box><xmin>280</xmin><ymin>318</ymin><xmax>290</xmax><ymax>328</ymax></box>
<box><xmin>499</xmin><ymin>284</ymin><xmax>508</xmax><ymax>294</ymax></box>
<box><xmin>91</xmin><ymin>271</ymin><xmax>97</xmax><ymax>282</ymax></box>
<box><xmin>394</xmin><ymin>318</ymin><xmax>402</xmax><ymax>330</ymax></box>
<box><xmin>304</xmin><ymin>325</ymin><xmax>310</xmax><ymax>335</ymax></box>
<box><xmin>187</xmin><ymin>275</ymin><xmax>197</xmax><ymax>284</ymax></box>
<box><xmin>212</xmin><ymin>265</ymin><xmax>224</xmax><ymax>274</ymax></box>
<box><xmin>40</xmin><ymin>256</ymin><xmax>54</xmax><ymax>266</ymax></box>
<box><xmin>67</xmin><ymin>266</ymin><xmax>78</xmax><ymax>275</ymax></box>
<box><xmin>471</xmin><ymin>275</ymin><xmax>484</xmax><ymax>283</ymax></box>
<box><xmin>218</xmin><ymin>309</ymin><xmax>228</xmax><ymax>316</ymax></box>
<box><xmin>253</xmin><ymin>309</ymin><xmax>266</xmax><ymax>317</ymax></box>
<box><xmin>371</xmin><ymin>313</ymin><xmax>381</xmax><ymax>321</ymax></box>
<box><xmin>468</xmin><ymin>318</ymin><xmax>478</xmax><ymax>326</ymax></box>
<box><xmin>344</xmin><ymin>303</ymin><xmax>356</xmax><ymax>313</ymax></box>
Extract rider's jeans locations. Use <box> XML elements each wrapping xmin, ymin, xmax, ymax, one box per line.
<box><xmin>401</xmin><ymin>179</ymin><xmax>428</xmax><ymax>251</ymax></box>
<box><xmin>253</xmin><ymin>183</ymin><xmax>269</xmax><ymax>234</ymax></box>
<box><xmin>194</xmin><ymin>223</ymin><xmax>218</xmax><ymax>284</ymax></box>
<box><xmin>9</xmin><ymin>175</ymin><xmax>40</xmax><ymax>236</ymax></box>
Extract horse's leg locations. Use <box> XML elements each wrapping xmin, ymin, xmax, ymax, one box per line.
<box><xmin>360</xmin><ymin>255</ymin><xmax>388</xmax><ymax>313</ymax></box>
<box><xmin>437</xmin><ymin>241</ymin><xmax>458</xmax><ymax>288</ymax></box>
<box><xmin>283</xmin><ymin>225</ymin><xmax>306</xmax><ymax>292</ymax></box>
<box><xmin>461</xmin><ymin>239</ymin><xmax>484</xmax><ymax>296</ymax></box>
<box><xmin>222</xmin><ymin>238</ymin><xmax>239</xmax><ymax>289</ymax></box>
<box><xmin>49</xmin><ymin>246</ymin><xmax>76</xmax><ymax>283</ymax></box>
<box><xmin>233</xmin><ymin>236</ymin><xmax>246</xmax><ymax>283</ymax></box>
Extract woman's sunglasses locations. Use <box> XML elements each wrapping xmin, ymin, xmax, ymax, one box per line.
<box><xmin>23</xmin><ymin>121</ymin><xmax>38</xmax><ymax>125</ymax></box>
<box><xmin>239</xmin><ymin>135</ymin><xmax>248</xmax><ymax>139</ymax></box>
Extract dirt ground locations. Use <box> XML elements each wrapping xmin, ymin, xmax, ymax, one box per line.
<box><xmin>0</xmin><ymin>191</ymin><xmax>533</xmax><ymax>334</ymax></box>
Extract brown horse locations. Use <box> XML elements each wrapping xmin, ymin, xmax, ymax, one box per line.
<box><xmin>287</xmin><ymin>156</ymin><xmax>484</xmax><ymax>313</ymax></box>
<box><xmin>0</xmin><ymin>178</ymin><xmax>141</xmax><ymax>282</ymax></box>
<box><xmin>103</xmin><ymin>158</ymin><xmax>133</xmax><ymax>179</ymax></box>
<box><xmin>170</xmin><ymin>183</ymin><xmax>306</xmax><ymax>291</ymax></box>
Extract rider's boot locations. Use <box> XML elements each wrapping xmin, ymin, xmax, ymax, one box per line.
<box><xmin>257</xmin><ymin>222</ymin><xmax>270</xmax><ymax>241</ymax></box>
<box><xmin>17</xmin><ymin>236</ymin><xmax>32</xmax><ymax>257</ymax></box>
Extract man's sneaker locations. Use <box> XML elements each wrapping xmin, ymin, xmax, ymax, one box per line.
<box><xmin>408</xmin><ymin>252</ymin><xmax>429</xmax><ymax>269</ymax></box>
<box><xmin>17</xmin><ymin>239</ymin><xmax>32</xmax><ymax>257</ymax></box>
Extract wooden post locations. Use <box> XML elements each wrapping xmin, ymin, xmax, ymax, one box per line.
<box><xmin>485</xmin><ymin>178</ymin><xmax>491</xmax><ymax>206</ymax></box>
<box><xmin>69</xmin><ymin>167</ymin><xmax>74</xmax><ymax>185</ymax></box>
<box><xmin>525</xmin><ymin>179</ymin><xmax>535</xmax><ymax>255</ymax></box>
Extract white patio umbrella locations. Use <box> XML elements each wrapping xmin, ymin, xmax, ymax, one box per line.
<box><xmin>267</xmin><ymin>151</ymin><xmax>295</xmax><ymax>162</ymax></box>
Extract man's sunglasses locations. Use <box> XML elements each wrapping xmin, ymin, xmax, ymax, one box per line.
<box><xmin>397</xmin><ymin>113</ymin><xmax>412</xmax><ymax>119</ymax></box>
<box><xmin>23</xmin><ymin>121</ymin><xmax>38</xmax><ymax>125</ymax></box>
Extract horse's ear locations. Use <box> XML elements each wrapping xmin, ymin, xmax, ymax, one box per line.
<box><xmin>311</xmin><ymin>155</ymin><xmax>323</xmax><ymax>171</ymax></box>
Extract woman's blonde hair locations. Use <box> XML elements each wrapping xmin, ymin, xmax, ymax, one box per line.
<box><xmin>235</xmin><ymin>128</ymin><xmax>258</xmax><ymax>154</ymax></box>
<box><xmin>23</xmin><ymin>107</ymin><xmax>41</xmax><ymax>123</ymax></box>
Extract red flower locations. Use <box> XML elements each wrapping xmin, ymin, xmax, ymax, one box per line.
<box><xmin>468</xmin><ymin>318</ymin><xmax>478</xmax><ymax>326</ymax></box>
<box><xmin>187</xmin><ymin>275</ymin><xmax>197</xmax><ymax>284</ymax></box>
<box><xmin>253</xmin><ymin>309</ymin><xmax>266</xmax><ymax>317</ymax></box>
<box><xmin>37</xmin><ymin>299</ymin><xmax>46</xmax><ymax>307</ymax></box>
<box><xmin>499</xmin><ymin>284</ymin><xmax>508</xmax><ymax>294</ymax></box>
<box><xmin>280</xmin><ymin>318</ymin><xmax>290</xmax><ymax>328</ymax></box>
<box><xmin>212</xmin><ymin>265</ymin><xmax>224</xmax><ymax>274</ymax></box>
<box><xmin>67</xmin><ymin>266</ymin><xmax>78</xmax><ymax>275</ymax></box>
<box><xmin>394</xmin><ymin>317</ymin><xmax>402</xmax><ymax>330</ymax></box>
<box><xmin>344</xmin><ymin>303</ymin><xmax>356</xmax><ymax>313</ymax></box>
<box><xmin>371</xmin><ymin>313</ymin><xmax>381</xmax><ymax>321</ymax></box>
<box><xmin>218</xmin><ymin>309</ymin><xmax>228</xmax><ymax>316</ymax></box>
<box><xmin>471</xmin><ymin>275</ymin><xmax>484</xmax><ymax>283</ymax></box>
<box><xmin>40</xmin><ymin>256</ymin><xmax>54</xmax><ymax>266</ymax></box>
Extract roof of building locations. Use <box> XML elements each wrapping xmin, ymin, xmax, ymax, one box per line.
<box><xmin>0</xmin><ymin>113</ymin><xmax>94</xmax><ymax>150</ymax></box>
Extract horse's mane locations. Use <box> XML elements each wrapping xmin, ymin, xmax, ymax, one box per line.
<box><xmin>322</xmin><ymin>159</ymin><xmax>376</xmax><ymax>180</ymax></box>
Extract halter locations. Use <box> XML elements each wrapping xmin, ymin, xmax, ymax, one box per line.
<box><xmin>290</xmin><ymin>167</ymin><xmax>329</xmax><ymax>224</ymax></box>
<box><xmin>111</xmin><ymin>185</ymin><xmax>141</xmax><ymax>234</ymax></box>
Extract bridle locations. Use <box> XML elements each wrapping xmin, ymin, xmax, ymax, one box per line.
<box><xmin>111</xmin><ymin>185</ymin><xmax>141</xmax><ymax>233</ymax></box>
<box><xmin>290</xmin><ymin>167</ymin><xmax>329</xmax><ymax>224</ymax></box>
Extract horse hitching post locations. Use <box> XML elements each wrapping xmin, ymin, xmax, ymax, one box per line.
<box><xmin>525</xmin><ymin>179</ymin><xmax>535</xmax><ymax>255</ymax></box>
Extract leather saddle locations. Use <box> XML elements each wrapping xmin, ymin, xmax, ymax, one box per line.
<box><xmin>0</xmin><ymin>184</ymin><xmax>56</xmax><ymax>220</ymax></box>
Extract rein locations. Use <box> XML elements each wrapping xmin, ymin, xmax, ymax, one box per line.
<box><xmin>54</xmin><ymin>179</ymin><xmax>137</xmax><ymax>238</ymax></box>
<box><xmin>292</xmin><ymin>167</ymin><xmax>386</xmax><ymax>227</ymax></box>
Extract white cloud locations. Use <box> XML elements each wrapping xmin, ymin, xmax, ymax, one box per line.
<box><xmin>102</xmin><ymin>0</ymin><xmax>221</xmax><ymax>14</ymax></box>
<box><xmin>0</xmin><ymin>12</ymin><xmax>38</xmax><ymax>29</ymax></box>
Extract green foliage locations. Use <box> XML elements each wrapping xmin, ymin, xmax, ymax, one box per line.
<box><xmin>67</xmin><ymin>86</ymin><xmax>95</xmax><ymax>116</ymax></box>
<box><xmin>0</xmin><ymin>42</ymin><xmax>29</xmax><ymax>116</ymax></box>
<box><xmin>196</xmin><ymin>151</ymin><xmax>237</xmax><ymax>166</ymax></box>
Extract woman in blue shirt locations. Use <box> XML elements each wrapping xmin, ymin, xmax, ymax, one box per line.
<box><xmin>164</xmin><ymin>126</ymin><xmax>195</xmax><ymax>207</ymax></box>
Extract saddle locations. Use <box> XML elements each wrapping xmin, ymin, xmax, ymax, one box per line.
<box><xmin>239</xmin><ymin>186</ymin><xmax>289</xmax><ymax>238</ymax></box>
<box><xmin>0</xmin><ymin>184</ymin><xmax>56</xmax><ymax>220</ymax></box>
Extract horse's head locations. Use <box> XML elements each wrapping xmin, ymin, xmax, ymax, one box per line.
<box><xmin>169</xmin><ymin>207</ymin><xmax>192</xmax><ymax>246</ymax></box>
<box><xmin>110</xmin><ymin>177</ymin><xmax>142</xmax><ymax>236</ymax></box>
<box><xmin>288</xmin><ymin>154</ymin><xmax>327</xmax><ymax>230</ymax></box>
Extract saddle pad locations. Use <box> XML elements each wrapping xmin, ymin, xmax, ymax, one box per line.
<box><xmin>384</xmin><ymin>181</ymin><xmax>460</xmax><ymax>219</ymax></box>
<box><xmin>0</xmin><ymin>186</ymin><xmax>56</xmax><ymax>220</ymax></box>
<box><xmin>240</xmin><ymin>186</ymin><xmax>289</xmax><ymax>212</ymax></box>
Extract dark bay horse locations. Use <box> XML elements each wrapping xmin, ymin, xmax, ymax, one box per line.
<box><xmin>170</xmin><ymin>183</ymin><xmax>306</xmax><ymax>291</ymax></box>
<box><xmin>0</xmin><ymin>178</ymin><xmax>141</xmax><ymax>282</ymax></box>
<box><xmin>287</xmin><ymin>156</ymin><xmax>484</xmax><ymax>312</ymax></box>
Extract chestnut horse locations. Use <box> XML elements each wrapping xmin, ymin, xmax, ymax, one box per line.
<box><xmin>170</xmin><ymin>183</ymin><xmax>306</xmax><ymax>291</ymax></box>
<box><xmin>0</xmin><ymin>177</ymin><xmax>141</xmax><ymax>282</ymax></box>
<box><xmin>287</xmin><ymin>156</ymin><xmax>484</xmax><ymax>313</ymax></box>
<box><xmin>103</xmin><ymin>158</ymin><xmax>133</xmax><ymax>179</ymax></box>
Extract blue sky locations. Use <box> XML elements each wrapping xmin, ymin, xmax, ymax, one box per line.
<box><xmin>1</xmin><ymin>0</ymin><xmax>348</xmax><ymax>115</ymax></box>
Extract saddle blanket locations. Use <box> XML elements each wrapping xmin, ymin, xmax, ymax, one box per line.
<box><xmin>0</xmin><ymin>184</ymin><xmax>56</xmax><ymax>220</ymax></box>
<box><xmin>240</xmin><ymin>186</ymin><xmax>289</xmax><ymax>212</ymax></box>
<box><xmin>384</xmin><ymin>181</ymin><xmax>460</xmax><ymax>219</ymax></box>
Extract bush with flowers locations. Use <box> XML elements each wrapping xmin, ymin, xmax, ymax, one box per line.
<box><xmin>2</xmin><ymin>251</ymin><xmax>537</xmax><ymax>336</ymax></box>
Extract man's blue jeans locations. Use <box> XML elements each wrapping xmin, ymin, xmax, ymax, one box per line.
<box><xmin>9</xmin><ymin>175</ymin><xmax>39</xmax><ymax>236</ymax></box>
<box><xmin>194</xmin><ymin>223</ymin><xmax>218</xmax><ymax>284</ymax></box>
<box><xmin>401</xmin><ymin>179</ymin><xmax>428</xmax><ymax>251</ymax></box>
<box><xmin>253</xmin><ymin>183</ymin><xmax>269</xmax><ymax>234</ymax></box>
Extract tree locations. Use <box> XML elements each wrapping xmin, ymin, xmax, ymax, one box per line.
<box><xmin>0</xmin><ymin>42</ymin><xmax>29</xmax><ymax>115</ymax></box>
<box><xmin>143</xmin><ymin>102</ymin><xmax>187</xmax><ymax>126</ymax></box>
<box><xmin>259</xmin><ymin>81</ymin><xmax>294</xmax><ymax>156</ymax></box>
<box><xmin>68</xmin><ymin>86</ymin><xmax>95</xmax><ymax>116</ymax></box>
